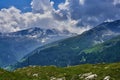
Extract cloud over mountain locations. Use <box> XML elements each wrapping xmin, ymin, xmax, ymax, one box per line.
<box><xmin>0</xmin><ymin>0</ymin><xmax>120</xmax><ymax>33</ymax></box>
<box><xmin>56</xmin><ymin>0</ymin><xmax>120</xmax><ymax>26</ymax></box>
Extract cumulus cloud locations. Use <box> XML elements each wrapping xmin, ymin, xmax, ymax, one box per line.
<box><xmin>79</xmin><ymin>0</ymin><xmax>85</xmax><ymax>5</ymax></box>
<box><xmin>113</xmin><ymin>0</ymin><xmax>120</xmax><ymax>8</ymax></box>
<box><xmin>56</xmin><ymin>0</ymin><xmax>120</xmax><ymax>27</ymax></box>
<box><xmin>0</xmin><ymin>0</ymin><xmax>120</xmax><ymax>34</ymax></box>
<box><xmin>0</xmin><ymin>7</ymin><xmax>22</xmax><ymax>32</ymax></box>
<box><xmin>0</xmin><ymin>0</ymin><xmax>89</xmax><ymax>34</ymax></box>
<box><xmin>113</xmin><ymin>0</ymin><xmax>120</xmax><ymax>5</ymax></box>
<box><xmin>31</xmin><ymin>0</ymin><xmax>52</xmax><ymax>13</ymax></box>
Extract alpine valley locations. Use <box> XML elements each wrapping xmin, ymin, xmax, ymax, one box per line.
<box><xmin>0</xmin><ymin>27</ymin><xmax>75</xmax><ymax>67</ymax></box>
<box><xmin>0</xmin><ymin>19</ymin><xmax>120</xmax><ymax>80</ymax></box>
<box><xmin>1</xmin><ymin>0</ymin><xmax>120</xmax><ymax>80</ymax></box>
<box><xmin>8</xmin><ymin>20</ymin><xmax>120</xmax><ymax>70</ymax></box>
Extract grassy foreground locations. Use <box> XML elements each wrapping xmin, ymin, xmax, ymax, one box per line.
<box><xmin>0</xmin><ymin>62</ymin><xmax>120</xmax><ymax>80</ymax></box>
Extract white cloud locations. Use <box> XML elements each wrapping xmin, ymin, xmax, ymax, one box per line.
<box><xmin>0</xmin><ymin>7</ymin><xmax>22</xmax><ymax>32</ymax></box>
<box><xmin>31</xmin><ymin>0</ymin><xmax>52</xmax><ymax>13</ymax></box>
<box><xmin>113</xmin><ymin>0</ymin><xmax>120</xmax><ymax>5</ymax></box>
<box><xmin>104</xmin><ymin>19</ymin><xmax>114</xmax><ymax>22</ymax></box>
<box><xmin>0</xmin><ymin>0</ymin><xmax>120</xmax><ymax>34</ymax></box>
<box><xmin>58</xmin><ymin>0</ymin><xmax>69</xmax><ymax>10</ymax></box>
<box><xmin>79</xmin><ymin>0</ymin><xmax>85</xmax><ymax>5</ymax></box>
<box><xmin>0</xmin><ymin>1</ymin><xmax>87</xmax><ymax>34</ymax></box>
<box><xmin>56</xmin><ymin>0</ymin><xmax>120</xmax><ymax>27</ymax></box>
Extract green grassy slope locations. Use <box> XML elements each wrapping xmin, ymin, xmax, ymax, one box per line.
<box><xmin>1</xmin><ymin>62</ymin><xmax>120</xmax><ymax>80</ymax></box>
<box><xmin>0</xmin><ymin>68</ymin><xmax>29</xmax><ymax>80</ymax></box>
<box><xmin>79</xmin><ymin>35</ymin><xmax>120</xmax><ymax>64</ymax></box>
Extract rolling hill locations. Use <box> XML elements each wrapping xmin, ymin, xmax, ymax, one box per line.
<box><xmin>1</xmin><ymin>62</ymin><xmax>120</xmax><ymax>80</ymax></box>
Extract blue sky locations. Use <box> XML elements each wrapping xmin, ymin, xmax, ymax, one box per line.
<box><xmin>0</xmin><ymin>0</ymin><xmax>31</xmax><ymax>12</ymax></box>
<box><xmin>0</xmin><ymin>0</ymin><xmax>64</xmax><ymax>12</ymax></box>
<box><xmin>51</xmin><ymin>0</ymin><xmax>65</xmax><ymax>9</ymax></box>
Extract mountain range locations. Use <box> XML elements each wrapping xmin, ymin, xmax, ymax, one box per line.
<box><xmin>10</xmin><ymin>20</ymin><xmax>120</xmax><ymax>69</ymax></box>
<box><xmin>0</xmin><ymin>27</ymin><xmax>75</xmax><ymax>67</ymax></box>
